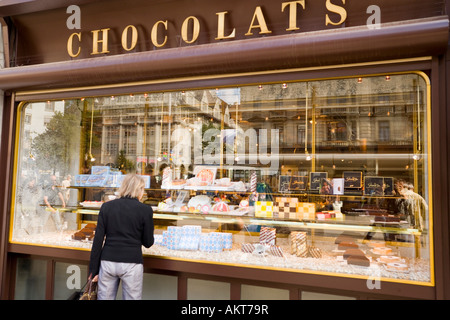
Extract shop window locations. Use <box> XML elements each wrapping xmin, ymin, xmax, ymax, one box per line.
<box><xmin>10</xmin><ymin>73</ymin><xmax>433</xmax><ymax>285</ymax></box>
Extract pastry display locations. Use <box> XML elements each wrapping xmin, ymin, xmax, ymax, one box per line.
<box><xmin>378</xmin><ymin>255</ymin><xmax>402</xmax><ymax>264</ymax></box>
<box><xmin>200</xmin><ymin>204</ymin><xmax>211</xmax><ymax>214</ymax></box>
<box><xmin>79</xmin><ymin>201</ymin><xmax>104</xmax><ymax>208</ymax></box>
<box><xmin>343</xmin><ymin>248</ymin><xmax>365</xmax><ymax>260</ymax></box>
<box><xmin>335</xmin><ymin>235</ymin><xmax>356</xmax><ymax>244</ymax></box>
<box><xmin>347</xmin><ymin>255</ymin><xmax>370</xmax><ymax>267</ymax></box>
<box><xmin>343</xmin><ymin>248</ymin><xmax>370</xmax><ymax>267</ymax></box>
<box><xmin>187</xmin><ymin>195</ymin><xmax>211</xmax><ymax>210</ymax></box>
<box><xmin>367</xmin><ymin>240</ymin><xmax>386</xmax><ymax>248</ymax></box>
<box><xmin>338</xmin><ymin>241</ymin><xmax>359</xmax><ymax>250</ymax></box>
<box><xmin>372</xmin><ymin>247</ymin><xmax>393</xmax><ymax>255</ymax></box>
<box><xmin>171</xmin><ymin>179</ymin><xmax>186</xmax><ymax>186</ymax></box>
<box><xmin>212</xmin><ymin>201</ymin><xmax>230</xmax><ymax>212</ymax></box>
<box><xmin>239</xmin><ymin>199</ymin><xmax>249</xmax><ymax>208</ymax></box>
<box><xmin>185</xmin><ymin>177</ymin><xmax>206</xmax><ymax>187</ymax></box>
<box><xmin>213</xmin><ymin>178</ymin><xmax>232</xmax><ymax>187</ymax></box>
<box><xmin>386</xmin><ymin>262</ymin><xmax>408</xmax><ymax>272</ymax></box>
<box><xmin>71</xmin><ymin>223</ymin><xmax>96</xmax><ymax>241</ymax></box>
<box><xmin>196</xmin><ymin>168</ymin><xmax>215</xmax><ymax>184</ymax></box>
<box><xmin>72</xmin><ymin>231</ymin><xmax>86</xmax><ymax>240</ymax></box>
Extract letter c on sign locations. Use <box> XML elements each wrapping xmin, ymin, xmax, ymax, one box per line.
<box><xmin>151</xmin><ymin>20</ymin><xmax>168</xmax><ymax>48</ymax></box>
<box><xmin>67</xmin><ymin>32</ymin><xmax>82</xmax><ymax>58</ymax></box>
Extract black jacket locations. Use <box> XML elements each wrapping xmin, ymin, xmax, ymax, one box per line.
<box><xmin>88</xmin><ymin>197</ymin><xmax>154</xmax><ymax>276</ymax></box>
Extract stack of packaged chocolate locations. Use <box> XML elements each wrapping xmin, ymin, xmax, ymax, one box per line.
<box><xmin>270</xmin><ymin>197</ymin><xmax>316</xmax><ymax>220</ymax></box>
<box><xmin>74</xmin><ymin>166</ymin><xmax>150</xmax><ymax>188</ymax></box>
<box><xmin>289</xmin><ymin>231</ymin><xmax>323</xmax><ymax>259</ymax></box>
<box><xmin>240</xmin><ymin>227</ymin><xmax>285</xmax><ymax>258</ymax></box>
<box><xmin>163</xmin><ymin>225</ymin><xmax>201</xmax><ymax>250</ymax></box>
<box><xmin>290</xmin><ymin>231</ymin><xmax>308</xmax><ymax>257</ymax></box>
<box><xmin>259</xmin><ymin>227</ymin><xmax>276</xmax><ymax>245</ymax></box>
<box><xmin>255</xmin><ymin>201</ymin><xmax>274</xmax><ymax>218</ymax></box>
<box><xmin>199</xmin><ymin>232</ymin><xmax>232</xmax><ymax>252</ymax></box>
<box><xmin>159</xmin><ymin>225</ymin><xmax>233</xmax><ymax>252</ymax></box>
<box><xmin>273</xmin><ymin>197</ymin><xmax>299</xmax><ymax>219</ymax></box>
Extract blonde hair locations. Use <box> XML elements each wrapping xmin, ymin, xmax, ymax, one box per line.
<box><xmin>118</xmin><ymin>174</ymin><xmax>145</xmax><ymax>199</ymax></box>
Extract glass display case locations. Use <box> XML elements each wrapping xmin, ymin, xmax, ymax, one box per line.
<box><xmin>10</xmin><ymin>73</ymin><xmax>433</xmax><ymax>284</ymax></box>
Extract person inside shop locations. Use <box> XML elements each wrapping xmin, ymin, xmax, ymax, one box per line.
<box><xmin>88</xmin><ymin>174</ymin><xmax>154</xmax><ymax>300</ymax></box>
<box><xmin>61</xmin><ymin>174</ymin><xmax>72</xmax><ymax>205</ymax></box>
<box><xmin>398</xmin><ymin>180</ymin><xmax>428</xmax><ymax>231</ymax></box>
<box><xmin>40</xmin><ymin>174</ymin><xmax>66</xmax><ymax>233</ymax></box>
<box><xmin>20</xmin><ymin>176</ymin><xmax>40</xmax><ymax>235</ymax></box>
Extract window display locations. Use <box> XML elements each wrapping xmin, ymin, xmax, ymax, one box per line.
<box><xmin>10</xmin><ymin>73</ymin><xmax>433</xmax><ymax>284</ymax></box>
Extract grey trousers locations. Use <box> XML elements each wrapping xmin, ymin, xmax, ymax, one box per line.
<box><xmin>97</xmin><ymin>260</ymin><xmax>143</xmax><ymax>300</ymax></box>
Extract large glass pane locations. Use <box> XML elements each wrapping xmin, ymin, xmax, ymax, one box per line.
<box><xmin>11</xmin><ymin>73</ymin><xmax>432</xmax><ymax>284</ymax></box>
<box><xmin>14</xmin><ymin>258</ymin><xmax>47</xmax><ymax>300</ymax></box>
<box><xmin>53</xmin><ymin>262</ymin><xmax>88</xmax><ymax>300</ymax></box>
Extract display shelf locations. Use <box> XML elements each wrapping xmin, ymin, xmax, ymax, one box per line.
<box><xmin>68</xmin><ymin>205</ymin><xmax>420</xmax><ymax>237</ymax></box>
<box><xmin>67</xmin><ymin>185</ymin><xmax>403</xmax><ymax>199</ymax></box>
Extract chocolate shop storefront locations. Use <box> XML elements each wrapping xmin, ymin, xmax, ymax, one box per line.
<box><xmin>0</xmin><ymin>0</ymin><xmax>449</xmax><ymax>300</ymax></box>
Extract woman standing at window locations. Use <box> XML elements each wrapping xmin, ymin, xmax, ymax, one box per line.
<box><xmin>88</xmin><ymin>174</ymin><xmax>154</xmax><ymax>300</ymax></box>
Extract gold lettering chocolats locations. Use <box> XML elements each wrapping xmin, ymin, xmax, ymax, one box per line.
<box><xmin>67</xmin><ymin>1</ymin><xmax>348</xmax><ymax>57</ymax></box>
